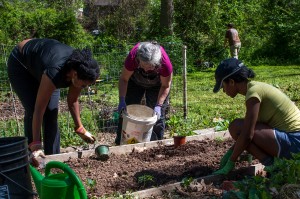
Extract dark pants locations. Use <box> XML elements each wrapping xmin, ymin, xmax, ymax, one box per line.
<box><xmin>115</xmin><ymin>79</ymin><xmax>169</xmax><ymax>145</ymax></box>
<box><xmin>7</xmin><ymin>47</ymin><xmax>60</xmax><ymax>155</ymax></box>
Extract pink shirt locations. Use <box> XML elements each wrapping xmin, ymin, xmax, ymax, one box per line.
<box><xmin>124</xmin><ymin>43</ymin><xmax>173</xmax><ymax>77</ymax></box>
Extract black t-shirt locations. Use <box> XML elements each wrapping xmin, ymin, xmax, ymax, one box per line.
<box><xmin>22</xmin><ymin>38</ymin><xmax>73</xmax><ymax>88</ymax></box>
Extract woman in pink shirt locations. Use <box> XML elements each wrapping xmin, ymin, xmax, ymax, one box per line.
<box><xmin>115</xmin><ymin>41</ymin><xmax>173</xmax><ymax>145</ymax></box>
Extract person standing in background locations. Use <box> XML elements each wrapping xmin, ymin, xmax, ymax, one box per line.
<box><xmin>115</xmin><ymin>41</ymin><xmax>173</xmax><ymax>145</ymax></box>
<box><xmin>7</xmin><ymin>38</ymin><xmax>100</xmax><ymax>159</ymax></box>
<box><xmin>224</xmin><ymin>23</ymin><xmax>241</xmax><ymax>59</ymax></box>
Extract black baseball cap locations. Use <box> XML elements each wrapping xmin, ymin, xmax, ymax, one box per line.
<box><xmin>213</xmin><ymin>58</ymin><xmax>245</xmax><ymax>93</ymax></box>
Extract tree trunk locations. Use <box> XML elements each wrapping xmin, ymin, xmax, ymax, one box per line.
<box><xmin>160</xmin><ymin>0</ymin><xmax>174</xmax><ymax>36</ymax></box>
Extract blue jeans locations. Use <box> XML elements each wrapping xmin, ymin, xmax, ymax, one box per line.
<box><xmin>115</xmin><ymin>79</ymin><xmax>169</xmax><ymax>145</ymax></box>
<box><xmin>7</xmin><ymin>47</ymin><xmax>60</xmax><ymax>155</ymax></box>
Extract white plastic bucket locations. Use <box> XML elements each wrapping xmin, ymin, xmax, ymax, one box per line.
<box><xmin>121</xmin><ymin>105</ymin><xmax>158</xmax><ymax>145</ymax></box>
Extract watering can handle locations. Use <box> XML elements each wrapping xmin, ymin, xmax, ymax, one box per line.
<box><xmin>45</xmin><ymin>161</ymin><xmax>87</xmax><ymax>199</ymax></box>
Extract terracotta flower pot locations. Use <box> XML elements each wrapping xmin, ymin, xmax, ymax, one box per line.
<box><xmin>173</xmin><ymin>136</ymin><xmax>186</xmax><ymax>147</ymax></box>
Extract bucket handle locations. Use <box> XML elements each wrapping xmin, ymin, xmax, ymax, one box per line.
<box><xmin>45</xmin><ymin>161</ymin><xmax>87</xmax><ymax>199</ymax></box>
<box><xmin>0</xmin><ymin>170</ymin><xmax>38</xmax><ymax>196</ymax></box>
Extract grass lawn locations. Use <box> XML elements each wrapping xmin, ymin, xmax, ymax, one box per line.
<box><xmin>168</xmin><ymin>64</ymin><xmax>300</xmax><ymax>135</ymax></box>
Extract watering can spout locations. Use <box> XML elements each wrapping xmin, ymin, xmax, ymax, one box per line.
<box><xmin>29</xmin><ymin>165</ymin><xmax>43</xmax><ymax>196</ymax></box>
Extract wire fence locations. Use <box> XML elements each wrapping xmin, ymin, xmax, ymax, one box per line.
<box><xmin>0</xmin><ymin>42</ymin><xmax>186</xmax><ymax>137</ymax></box>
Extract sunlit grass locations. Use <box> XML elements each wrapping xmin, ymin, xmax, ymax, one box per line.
<box><xmin>169</xmin><ymin>64</ymin><xmax>300</xmax><ymax>133</ymax></box>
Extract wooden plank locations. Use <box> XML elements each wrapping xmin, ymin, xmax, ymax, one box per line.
<box><xmin>37</xmin><ymin>129</ymin><xmax>230</xmax><ymax>163</ymax></box>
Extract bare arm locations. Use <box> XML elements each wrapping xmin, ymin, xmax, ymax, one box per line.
<box><xmin>230</xmin><ymin>97</ymin><xmax>260</xmax><ymax>162</ymax></box>
<box><xmin>32</xmin><ymin>74</ymin><xmax>56</xmax><ymax>142</ymax></box>
<box><xmin>67</xmin><ymin>84</ymin><xmax>83</xmax><ymax>129</ymax></box>
<box><xmin>119</xmin><ymin>67</ymin><xmax>134</xmax><ymax>98</ymax></box>
<box><xmin>157</xmin><ymin>74</ymin><xmax>172</xmax><ymax>105</ymax></box>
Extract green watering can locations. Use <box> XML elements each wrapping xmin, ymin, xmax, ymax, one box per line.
<box><xmin>30</xmin><ymin>161</ymin><xmax>87</xmax><ymax>199</ymax></box>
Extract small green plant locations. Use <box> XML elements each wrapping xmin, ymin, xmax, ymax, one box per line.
<box><xmin>175</xmin><ymin>130</ymin><xmax>196</xmax><ymax>137</ymax></box>
<box><xmin>181</xmin><ymin>177</ymin><xmax>194</xmax><ymax>188</ymax></box>
<box><xmin>138</xmin><ymin>174</ymin><xmax>154</xmax><ymax>188</ymax></box>
<box><xmin>167</xmin><ymin>115</ymin><xmax>197</xmax><ymax>137</ymax></box>
<box><xmin>86</xmin><ymin>178</ymin><xmax>97</xmax><ymax>192</ymax></box>
<box><xmin>213</xmin><ymin>117</ymin><xmax>230</xmax><ymax>131</ymax></box>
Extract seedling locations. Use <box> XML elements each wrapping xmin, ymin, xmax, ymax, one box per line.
<box><xmin>86</xmin><ymin>178</ymin><xmax>97</xmax><ymax>192</ymax></box>
<box><xmin>181</xmin><ymin>177</ymin><xmax>194</xmax><ymax>188</ymax></box>
<box><xmin>138</xmin><ymin>174</ymin><xmax>154</xmax><ymax>188</ymax></box>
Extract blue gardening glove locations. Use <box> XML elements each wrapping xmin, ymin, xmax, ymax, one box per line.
<box><xmin>118</xmin><ymin>97</ymin><xmax>127</xmax><ymax>113</ymax></box>
<box><xmin>154</xmin><ymin>105</ymin><xmax>162</xmax><ymax>120</ymax></box>
<box><xmin>213</xmin><ymin>160</ymin><xmax>235</xmax><ymax>175</ymax></box>
<box><xmin>219</xmin><ymin>148</ymin><xmax>233</xmax><ymax>169</ymax></box>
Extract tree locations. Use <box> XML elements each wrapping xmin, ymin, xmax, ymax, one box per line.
<box><xmin>160</xmin><ymin>0</ymin><xmax>173</xmax><ymax>36</ymax></box>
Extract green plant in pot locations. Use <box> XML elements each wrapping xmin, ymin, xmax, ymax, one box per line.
<box><xmin>167</xmin><ymin>116</ymin><xmax>197</xmax><ymax>147</ymax></box>
<box><xmin>173</xmin><ymin>130</ymin><xmax>196</xmax><ymax>147</ymax></box>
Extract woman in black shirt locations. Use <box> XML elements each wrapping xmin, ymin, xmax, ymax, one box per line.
<box><xmin>7</xmin><ymin>38</ymin><xmax>100</xmax><ymax>158</ymax></box>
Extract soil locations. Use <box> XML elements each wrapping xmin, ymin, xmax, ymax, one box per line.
<box><xmin>39</xmin><ymin>139</ymin><xmax>259</xmax><ymax>198</ymax></box>
<box><xmin>3</xmin><ymin>98</ymin><xmax>259</xmax><ymax>198</ymax></box>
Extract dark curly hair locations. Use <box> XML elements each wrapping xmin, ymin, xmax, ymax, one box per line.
<box><xmin>65</xmin><ymin>49</ymin><xmax>100</xmax><ymax>82</ymax></box>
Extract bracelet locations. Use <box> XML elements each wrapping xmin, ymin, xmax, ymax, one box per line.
<box><xmin>156</xmin><ymin>104</ymin><xmax>163</xmax><ymax>107</ymax></box>
<box><xmin>75</xmin><ymin>125</ymin><xmax>84</xmax><ymax>132</ymax></box>
<box><xmin>75</xmin><ymin>125</ymin><xmax>86</xmax><ymax>134</ymax></box>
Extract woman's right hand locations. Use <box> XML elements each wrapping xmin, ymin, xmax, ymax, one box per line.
<box><xmin>75</xmin><ymin>126</ymin><xmax>96</xmax><ymax>144</ymax></box>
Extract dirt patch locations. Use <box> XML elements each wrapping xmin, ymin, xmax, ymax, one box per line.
<box><xmin>39</xmin><ymin>139</ymin><xmax>258</xmax><ymax>198</ymax></box>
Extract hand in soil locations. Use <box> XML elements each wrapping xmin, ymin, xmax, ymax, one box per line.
<box><xmin>219</xmin><ymin>148</ymin><xmax>233</xmax><ymax>168</ymax></box>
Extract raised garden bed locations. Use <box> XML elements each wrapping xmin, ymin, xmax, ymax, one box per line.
<box><xmin>34</xmin><ymin>130</ymin><xmax>262</xmax><ymax>198</ymax></box>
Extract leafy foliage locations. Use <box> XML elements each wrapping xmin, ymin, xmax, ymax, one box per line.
<box><xmin>166</xmin><ymin>115</ymin><xmax>197</xmax><ymax>137</ymax></box>
<box><xmin>1</xmin><ymin>0</ymin><xmax>299</xmax><ymax>64</ymax></box>
<box><xmin>0</xmin><ymin>0</ymin><xmax>92</xmax><ymax>46</ymax></box>
<box><xmin>265</xmin><ymin>153</ymin><xmax>300</xmax><ymax>189</ymax></box>
<box><xmin>224</xmin><ymin>153</ymin><xmax>300</xmax><ymax>199</ymax></box>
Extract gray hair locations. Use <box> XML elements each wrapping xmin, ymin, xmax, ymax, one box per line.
<box><xmin>137</xmin><ymin>42</ymin><xmax>162</xmax><ymax>66</ymax></box>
